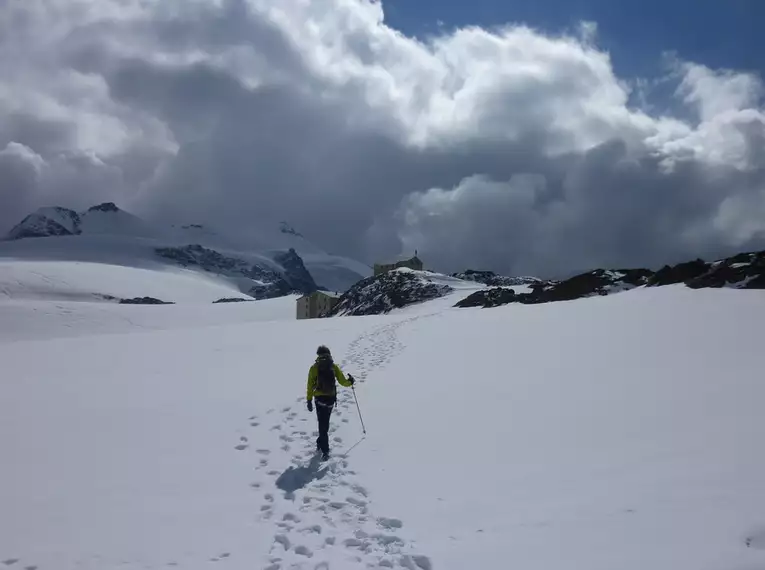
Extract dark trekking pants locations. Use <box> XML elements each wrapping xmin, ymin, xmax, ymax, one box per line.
<box><xmin>315</xmin><ymin>395</ymin><xmax>336</xmax><ymax>454</ymax></box>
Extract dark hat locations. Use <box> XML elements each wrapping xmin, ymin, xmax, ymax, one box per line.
<box><xmin>316</xmin><ymin>345</ymin><xmax>331</xmax><ymax>356</ymax></box>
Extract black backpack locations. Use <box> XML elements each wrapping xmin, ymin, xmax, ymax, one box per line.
<box><xmin>315</xmin><ymin>356</ymin><xmax>336</xmax><ymax>394</ymax></box>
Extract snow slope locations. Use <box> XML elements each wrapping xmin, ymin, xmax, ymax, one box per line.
<box><xmin>2</xmin><ymin>287</ymin><xmax>765</xmax><ymax>570</ymax></box>
<box><xmin>0</xmin><ymin>259</ymin><xmax>248</xmax><ymax>304</ymax></box>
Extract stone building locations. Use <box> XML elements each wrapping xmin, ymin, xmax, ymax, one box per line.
<box><xmin>296</xmin><ymin>290</ymin><xmax>340</xmax><ymax>319</ymax></box>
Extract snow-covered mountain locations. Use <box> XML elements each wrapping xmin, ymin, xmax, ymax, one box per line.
<box><xmin>1</xmin><ymin>268</ymin><xmax>764</xmax><ymax>570</ymax></box>
<box><xmin>1</xmin><ymin>203</ymin><xmax>371</xmax><ymax>302</ymax></box>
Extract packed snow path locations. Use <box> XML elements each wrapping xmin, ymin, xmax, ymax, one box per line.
<box><xmin>236</xmin><ymin>317</ymin><xmax>433</xmax><ymax>570</ymax></box>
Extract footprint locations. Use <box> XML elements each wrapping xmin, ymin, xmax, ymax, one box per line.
<box><xmin>283</xmin><ymin>513</ymin><xmax>300</xmax><ymax>522</ymax></box>
<box><xmin>343</xmin><ymin>537</ymin><xmax>368</xmax><ymax>549</ymax></box>
<box><xmin>234</xmin><ymin>444</ymin><xmax>248</xmax><ymax>451</ymax></box>
<box><xmin>347</xmin><ymin>497</ymin><xmax>367</xmax><ymax>508</ymax></box>
<box><xmin>250</xmin><ymin>422</ymin><xmax>260</xmax><ymax>427</ymax></box>
<box><xmin>249</xmin><ymin>415</ymin><xmax>258</xmax><ymax>421</ymax></box>
<box><xmin>274</xmin><ymin>534</ymin><xmax>291</xmax><ymax>551</ymax></box>
<box><xmin>260</xmin><ymin>459</ymin><xmax>269</xmax><ymax>466</ymax></box>
<box><xmin>2</xmin><ymin>562</ymin><xmax>19</xmax><ymax>567</ymax></box>
<box><xmin>265</xmin><ymin>493</ymin><xmax>274</xmax><ymax>502</ymax></box>
<box><xmin>281</xmin><ymin>444</ymin><xmax>290</xmax><ymax>452</ymax></box>
<box><xmin>250</xmin><ymin>482</ymin><xmax>261</xmax><ymax>489</ymax></box>
<box><xmin>333</xmin><ymin>437</ymin><xmax>343</xmax><ymax>443</ymax></box>
<box><xmin>256</xmin><ymin>449</ymin><xmax>271</xmax><ymax>455</ymax></box>
<box><xmin>240</xmin><ymin>436</ymin><xmax>248</xmax><ymax>443</ymax></box>
<box><xmin>294</xmin><ymin>545</ymin><xmax>313</xmax><ymax>558</ymax></box>
<box><xmin>371</xmin><ymin>533</ymin><xmax>404</xmax><ymax>546</ymax></box>
<box><xmin>400</xmin><ymin>555</ymin><xmax>433</xmax><ymax>570</ymax></box>
<box><xmin>377</xmin><ymin>517</ymin><xmax>403</xmax><ymax>530</ymax></box>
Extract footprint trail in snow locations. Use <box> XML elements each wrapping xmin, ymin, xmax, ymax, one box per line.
<box><xmin>242</xmin><ymin>317</ymin><xmax>433</xmax><ymax>569</ymax></box>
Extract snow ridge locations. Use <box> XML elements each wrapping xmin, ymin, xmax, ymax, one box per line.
<box><xmin>236</xmin><ymin>319</ymin><xmax>433</xmax><ymax>570</ymax></box>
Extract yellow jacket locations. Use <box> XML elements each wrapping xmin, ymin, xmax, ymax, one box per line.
<box><xmin>307</xmin><ymin>358</ymin><xmax>352</xmax><ymax>400</ymax></box>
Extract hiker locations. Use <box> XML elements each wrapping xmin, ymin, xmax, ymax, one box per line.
<box><xmin>306</xmin><ymin>345</ymin><xmax>354</xmax><ymax>459</ymax></box>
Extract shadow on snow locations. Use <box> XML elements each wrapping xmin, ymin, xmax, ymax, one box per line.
<box><xmin>275</xmin><ymin>453</ymin><xmax>329</xmax><ymax>494</ymax></box>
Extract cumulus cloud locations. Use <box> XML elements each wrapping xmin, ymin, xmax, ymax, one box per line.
<box><xmin>1</xmin><ymin>0</ymin><xmax>763</xmax><ymax>277</ymax></box>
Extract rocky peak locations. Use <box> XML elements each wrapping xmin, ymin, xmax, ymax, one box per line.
<box><xmin>328</xmin><ymin>269</ymin><xmax>453</xmax><ymax>316</ymax></box>
<box><xmin>273</xmin><ymin>248</ymin><xmax>317</xmax><ymax>295</ymax></box>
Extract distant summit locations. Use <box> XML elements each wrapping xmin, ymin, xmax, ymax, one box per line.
<box><xmin>87</xmin><ymin>202</ymin><xmax>121</xmax><ymax>213</ymax></box>
<box><xmin>5</xmin><ymin>203</ymin><xmax>130</xmax><ymax>241</ymax></box>
<box><xmin>279</xmin><ymin>221</ymin><xmax>304</xmax><ymax>238</ymax></box>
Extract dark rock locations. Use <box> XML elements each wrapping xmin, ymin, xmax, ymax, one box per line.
<box><xmin>87</xmin><ymin>202</ymin><xmax>121</xmax><ymax>213</ymax></box>
<box><xmin>329</xmin><ymin>269</ymin><xmax>452</xmax><ymax>316</ymax></box>
<box><xmin>213</xmin><ymin>297</ymin><xmax>253</xmax><ymax>303</ymax></box>
<box><xmin>530</xmin><ymin>268</ymin><xmax>653</xmax><ymax>303</ymax></box>
<box><xmin>455</xmin><ymin>287</ymin><xmax>518</xmax><ymax>308</ymax></box>
<box><xmin>646</xmin><ymin>259</ymin><xmax>708</xmax><ymax>287</ymax></box>
<box><xmin>686</xmin><ymin>251</ymin><xmax>765</xmax><ymax>289</ymax></box>
<box><xmin>455</xmin><ymin>268</ymin><xmax>652</xmax><ymax>308</ymax></box>
<box><xmin>453</xmin><ymin>270</ymin><xmax>541</xmax><ymax>287</ymax></box>
<box><xmin>455</xmin><ymin>250</ymin><xmax>765</xmax><ymax>309</ymax></box>
<box><xmin>119</xmin><ymin>297</ymin><xmax>174</xmax><ymax>305</ymax></box>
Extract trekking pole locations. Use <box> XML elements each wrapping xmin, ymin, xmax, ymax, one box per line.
<box><xmin>351</xmin><ymin>385</ymin><xmax>367</xmax><ymax>435</ymax></box>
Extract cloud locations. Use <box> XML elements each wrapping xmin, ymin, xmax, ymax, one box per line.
<box><xmin>1</xmin><ymin>0</ymin><xmax>764</xmax><ymax>277</ymax></box>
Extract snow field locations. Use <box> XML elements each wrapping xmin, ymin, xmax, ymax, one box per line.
<box><xmin>0</xmin><ymin>294</ymin><xmax>300</xmax><ymax>343</ymax></box>
<box><xmin>355</xmin><ymin>286</ymin><xmax>765</xmax><ymax>570</ymax></box>
<box><xmin>1</xmin><ymin>286</ymin><xmax>764</xmax><ymax>569</ymax></box>
<box><xmin>0</xmin><ymin>259</ymin><xmax>247</xmax><ymax>303</ymax></box>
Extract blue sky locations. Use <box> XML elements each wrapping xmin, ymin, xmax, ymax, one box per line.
<box><xmin>383</xmin><ymin>0</ymin><xmax>762</xmax><ymax>81</ymax></box>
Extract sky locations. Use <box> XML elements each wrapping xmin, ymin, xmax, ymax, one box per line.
<box><xmin>384</xmin><ymin>0</ymin><xmax>763</xmax><ymax>80</ymax></box>
<box><xmin>1</xmin><ymin>0</ymin><xmax>764</xmax><ymax>279</ymax></box>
